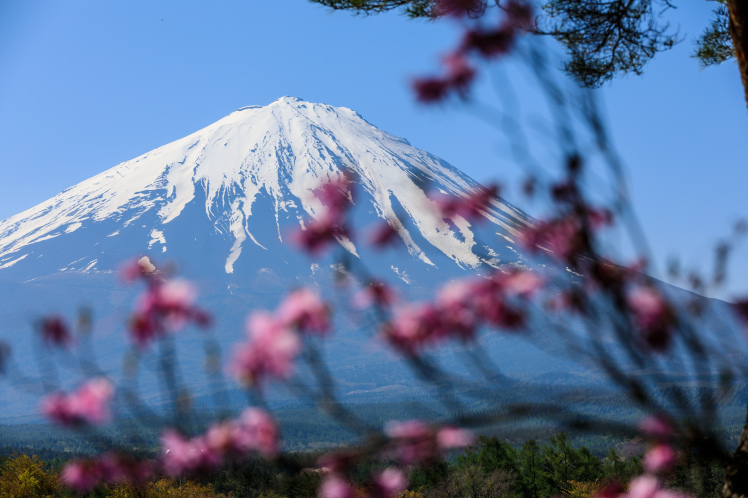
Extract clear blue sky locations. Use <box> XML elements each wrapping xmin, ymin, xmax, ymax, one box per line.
<box><xmin>1</xmin><ymin>0</ymin><xmax>747</xmax><ymax>296</ymax></box>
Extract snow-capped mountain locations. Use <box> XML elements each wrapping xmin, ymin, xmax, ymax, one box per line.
<box><xmin>0</xmin><ymin>97</ymin><xmax>531</xmax><ymax>285</ymax></box>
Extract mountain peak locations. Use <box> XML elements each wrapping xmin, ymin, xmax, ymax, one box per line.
<box><xmin>0</xmin><ymin>99</ymin><xmax>530</xmax><ymax>280</ymax></box>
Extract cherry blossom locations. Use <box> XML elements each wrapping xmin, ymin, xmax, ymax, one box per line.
<box><xmin>352</xmin><ymin>280</ymin><xmax>395</xmax><ymax>309</ymax></box>
<box><xmin>120</xmin><ymin>256</ymin><xmax>157</xmax><ymax>283</ymax></box>
<box><xmin>643</xmin><ymin>443</ymin><xmax>676</xmax><ymax>474</ymax></box>
<box><xmin>41</xmin><ymin>377</ymin><xmax>114</xmax><ymax>427</ymax></box>
<box><xmin>230</xmin><ymin>311</ymin><xmax>301</xmax><ymax>386</ymax></box>
<box><xmin>319</xmin><ymin>473</ymin><xmax>356</xmax><ymax>498</ymax></box>
<box><xmin>627</xmin><ymin>286</ymin><xmax>674</xmax><ymax>352</ymax></box>
<box><xmin>369</xmin><ymin>222</ymin><xmax>400</xmax><ymax>249</ymax></box>
<box><xmin>62</xmin><ymin>453</ymin><xmax>153</xmax><ymax>492</ymax></box>
<box><xmin>385</xmin><ymin>420</ymin><xmax>472</xmax><ymax>465</ymax></box>
<box><xmin>40</xmin><ymin>316</ymin><xmax>73</xmax><ymax>348</ymax></box>
<box><xmin>639</xmin><ymin>414</ymin><xmax>675</xmax><ymax>441</ymax></box>
<box><xmin>277</xmin><ymin>288</ymin><xmax>331</xmax><ymax>335</ymax></box>
<box><xmin>371</xmin><ymin>467</ymin><xmax>407</xmax><ymax>498</ymax></box>
<box><xmin>412</xmin><ymin>77</ymin><xmax>451</xmax><ymax>103</ymax></box>
<box><xmin>129</xmin><ymin>278</ymin><xmax>210</xmax><ymax>348</ymax></box>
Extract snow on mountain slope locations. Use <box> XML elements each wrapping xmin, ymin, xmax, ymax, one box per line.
<box><xmin>0</xmin><ymin>97</ymin><xmax>531</xmax><ymax>280</ymax></box>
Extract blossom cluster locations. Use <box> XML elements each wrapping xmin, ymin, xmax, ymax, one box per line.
<box><xmin>162</xmin><ymin>408</ymin><xmax>279</xmax><ymax>475</ymax></box>
<box><xmin>62</xmin><ymin>453</ymin><xmax>154</xmax><ymax>493</ymax></box>
<box><xmin>230</xmin><ymin>288</ymin><xmax>331</xmax><ymax>386</ymax></box>
<box><xmin>597</xmin><ymin>415</ymin><xmax>686</xmax><ymax>498</ymax></box>
<box><xmin>317</xmin><ymin>419</ymin><xmax>471</xmax><ymax>498</ymax></box>
<box><xmin>121</xmin><ymin>258</ymin><xmax>211</xmax><ymax>348</ymax></box>
<box><xmin>41</xmin><ymin>377</ymin><xmax>114</xmax><ymax>427</ymax></box>
<box><xmin>294</xmin><ymin>175</ymin><xmax>355</xmax><ymax>254</ymax></box>
<box><xmin>413</xmin><ymin>1</ymin><xmax>534</xmax><ymax>102</ymax></box>
<box><xmin>382</xmin><ymin>269</ymin><xmax>540</xmax><ymax>353</ymax></box>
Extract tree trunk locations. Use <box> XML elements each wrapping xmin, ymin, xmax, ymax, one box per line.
<box><xmin>723</xmin><ymin>404</ymin><xmax>748</xmax><ymax>497</ymax></box>
<box><xmin>726</xmin><ymin>0</ymin><xmax>748</xmax><ymax>110</ymax></box>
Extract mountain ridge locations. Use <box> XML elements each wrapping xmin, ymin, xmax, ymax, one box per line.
<box><xmin>0</xmin><ymin>96</ymin><xmax>530</xmax><ymax>282</ymax></box>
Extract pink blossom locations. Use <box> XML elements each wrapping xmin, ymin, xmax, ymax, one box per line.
<box><xmin>596</xmin><ymin>482</ymin><xmax>626</xmax><ymax>498</ymax></box>
<box><xmin>628</xmin><ymin>287</ymin><xmax>673</xmax><ymax>352</ymax></box>
<box><xmin>383</xmin><ymin>304</ymin><xmax>446</xmax><ymax>353</ymax></box>
<box><xmin>40</xmin><ymin>316</ymin><xmax>73</xmax><ymax>348</ymax></box>
<box><xmin>433</xmin><ymin>184</ymin><xmax>499</xmax><ymax>222</ymax></box>
<box><xmin>443</xmin><ymin>52</ymin><xmax>476</xmax><ymax>95</ymax></box>
<box><xmin>62</xmin><ymin>461</ymin><xmax>100</xmax><ymax>493</ymax></box>
<box><xmin>385</xmin><ymin>419</ymin><xmax>437</xmax><ymax>465</ymax></box>
<box><xmin>497</xmin><ymin>269</ymin><xmax>542</xmax><ymax>298</ymax></box>
<box><xmin>161</xmin><ymin>430</ymin><xmax>218</xmax><ymax>475</ymax></box>
<box><xmin>519</xmin><ymin>217</ymin><xmax>585</xmax><ymax>262</ymax></box>
<box><xmin>639</xmin><ymin>414</ymin><xmax>674</xmax><ymax>441</ymax></box>
<box><xmin>371</xmin><ymin>467</ymin><xmax>407</xmax><ymax>498</ymax></box>
<box><xmin>413</xmin><ymin>77</ymin><xmax>451</xmax><ymax>103</ymax></box>
<box><xmin>318</xmin><ymin>451</ymin><xmax>357</xmax><ymax>474</ymax></box>
<box><xmin>463</xmin><ymin>25</ymin><xmax>516</xmax><ymax>58</ymax></box>
<box><xmin>369</xmin><ymin>222</ymin><xmax>400</xmax><ymax>249</ymax></box>
<box><xmin>62</xmin><ymin>454</ymin><xmax>153</xmax><ymax>492</ymax></box>
<box><xmin>235</xmin><ymin>408</ymin><xmax>280</xmax><ymax>458</ymax></box>
<box><xmin>293</xmin><ymin>214</ymin><xmax>349</xmax><ymax>254</ymax></box>
<box><xmin>129</xmin><ymin>278</ymin><xmax>210</xmax><ymax>348</ymax></box>
<box><xmin>437</xmin><ymin>279</ymin><xmax>479</xmax><ymax>340</ymax></box>
<box><xmin>626</xmin><ymin>475</ymin><xmax>661</xmax><ymax>498</ymax></box>
<box><xmin>278</xmin><ymin>288</ymin><xmax>331</xmax><ymax>335</ymax></box>
<box><xmin>120</xmin><ymin>256</ymin><xmax>156</xmax><ymax>283</ymax></box>
<box><xmin>436</xmin><ymin>426</ymin><xmax>474</xmax><ymax>449</ymax></box>
<box><xmin>230</xmin><ymin>311</ymin><xmax>301</xmax><ymax>386</ymax></box>
<box><xmin>41</xmin><ymin>377</ymin><xmax>114</xmax><ymax>427</ymax></box>
<box><xmin>643</xmin><ymin>444</ymin><xmax>676</xmax><ymax>474</ymax></box>
<box><xmin>352</xmin><ymin>280</ymin><xmax>395</xmax><ymax>309</ymax></box>
<box><xmin>319</xmin><ymin>473</ymin><xmax>356</xmax><ymax>498</ymax></box>
<box><xmin>314</xmin><ymin>174</ymin><xmax>355</xmax><ymax>216</ymax></box>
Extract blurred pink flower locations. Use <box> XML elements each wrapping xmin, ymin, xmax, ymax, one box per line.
<box><xmin>413</xmin><ymin>77</ymin><xmax>451</xmax><ymax>103</ymax></box>
<box><xmin>62</xmin><ymin>454</ymin><xmax>152</xmax><ymax>492</ymax></box>
<box><xmin>385</xmin><ymin>419</ymin><xmax>437</xmax><ymax>465</ymax></box>
<box><xmin>230</xmin><ymin>311</ymin><xmax>301</xmax><ymax>386</ymax></box>
<box><xmin>235</xmin><ymin>408</ymin><xmax>280</xmax><ymax>458</ymax></box>
<box><xmin>319</xmin><ymin>473</ymin><xmax>356</xmax><ymax>498</ymax></box>
<box><xmin>278</xmin><ymin>288</ymin><xmax>331</xmax><ymax>335</ymax></box>
<box><xmin>129</xmin><ymin>278</ymin><xmax>210</xmax><ymax>348</ymax></box>
<box><xmin>443</xmin><ymin>52</ymin><xmax>476</xmax><ymax>95</ymax></box>
<box><xmin>643</xmin><ymin>444</ymin><xmax>676</xmax><ymax>474</ymax></box>
<box><xmin>161</xmin><ymin>430</ymin><xmax>218</xmax><ymax>475</ymax></box>
<box><xmin>40</xmin><ymin>316</ymin><xmax>73</xmax><ymax>348</ymax></box>
<box><xmin>383</xmin><ymin>304</ymin><xmax>446</xmax><ymax>353</ymax></box>
<box><xmin>369</xmin><ymin>222</ymin><xmax>400</xmax><ymax>249</ymax></box>
<box><xmin>352</xmin><ymin>280</ymin><xmax>395</xmax><ymax>309</ymax></box>
<box><xmin>437</xmin><ymin>279</ymin><xmax>479</xmax><ymax>340</ymax></box>
<box><xmin>639</xmin><ymin>414</ymin><xmax>674</xmax><ymax>441</ymax></box>
<box><xmin>462</xmin><ymin>25</ymin><xmax>515</xmax><ymax>58</ymax></box>
<box><xmin>436</xmin><ymin>426</ymin><xmax>474</xmax><ymax>449</ymax></box>
<box><xmin>371</xmin><ymin>467</ymin><xmax>407</xmax><ymax>498</ymax></box>
<box><xmin>120</xmin><ymin>256</ymin><xmax>156</xmax><ymax>283</ymax></box>
<box><xmin>41</xmin><ymin>377</ymin><xmax>114</xmax><ymax>427</ymax></box>
<box><xmin>293</xmin><ymin>214</ymin><xmax>349</xmax><ymax>255</ymax></box>
<box><xmin>314</xmin><ymin>174</ymin><xmax>355</xmax><ymax>216</ymax></box>
<box><xmin>385</xmin><ymin>420</ymin><xmax>472</xmax><ymax>465</ymax></box>
<box><xmin>62</xmin><ymin>461</ymin><xmax>100</xmax><ymax>493</ymax></box>
<box><xmin>628</xmin><ymin>287</ymin><xmax>673</xmax><ymax>352</ymax></box>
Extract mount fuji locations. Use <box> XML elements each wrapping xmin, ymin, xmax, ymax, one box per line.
<box><xmin>0</xmin><ymin>96</ymin><xmax>531</xmax><ymax>287</ymax></box>
<box><xmin>0</xmin><ymin>97</ymin><xmax>575</xmax><ymax>422</ymax></box>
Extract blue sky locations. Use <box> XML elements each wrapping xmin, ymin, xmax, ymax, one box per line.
<box><xmin>1</xmin><ymin>0</ymin><xmax>747</xmax><ymax>296</ymax></box>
